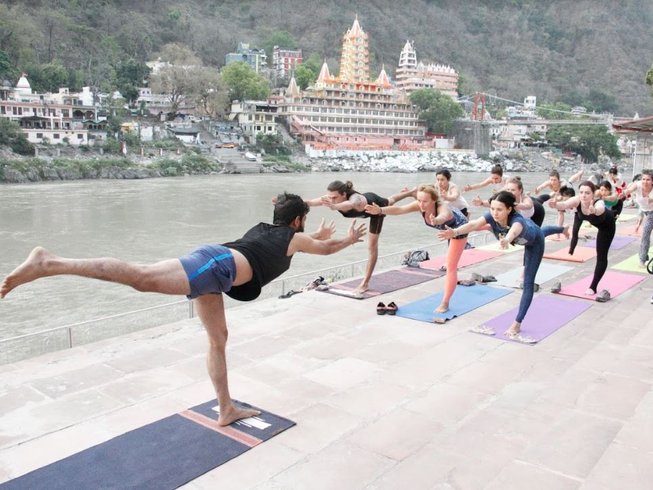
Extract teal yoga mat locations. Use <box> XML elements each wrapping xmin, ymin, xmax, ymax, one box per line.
<box><xmin>396</xmin><ymin>284</ymin><xmax>513</xmax><ymax>323</ymax></box>
<box><xmin>0</xmin><ymin>400</ymin><xmax>295</xmax><ymax>490</ymax></box>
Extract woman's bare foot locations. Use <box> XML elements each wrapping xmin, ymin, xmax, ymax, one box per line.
<box><xmin>353</xmin><ymin>283</ymin><xmax>369</xmax><ymax>296</ymax></box>
<box><xmin>1</xmin><ymin>247</ymin><xmax>54</xmax><ymax>298</ymax></box>
<box><xmin>584</xmin><ymin>288</ymin><xmax>595</xmax><ymax>296</ymax></box>
<box><xmin>504</xmin><ymin>321</ymin><xmax>521</xmax><ymax>337</ymax></box>
<box><xmin>562</xmin><ymin>224</ymin><xmax>570</xmax><ymax>240</ymax></box>
<box><xmin>434</xmin><ymin>302</ymin><xmax>449</xmax><ymax>313</ymax></box>
<box><xmin>217</xmin><ymin>403</ymin><xmax>261</xmax><ymax>427</ymax></box>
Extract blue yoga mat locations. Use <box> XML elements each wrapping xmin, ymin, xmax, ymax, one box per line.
<box><xmin>396</xmin><ymin>284</ymin><xmax>513</xmax><ymax>323</ymax></box>
<box><xmin>0</xmin><ymin>400</ymin><xmax>295</xmax><ymax>490</ymax></box>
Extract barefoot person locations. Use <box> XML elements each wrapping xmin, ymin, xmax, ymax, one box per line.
<box><xmin>304</xmin><ymin>180</ymin><xmax>412</xmax><ymax>295</ymax></box>
<box><xmin>438</xmin><ymin>191</ymin><xmax>561</xmax><ymax>340</ymax></box>
<box><xmin>365</xmin><ymin>183</ymin><xmax>468</xmax><ymax>313</ymax></box>
<box><xmin>463</xmin><ymin>164</ymin><xmax>509</xmax><ymax>194</ymax></box>
<box><xmin>549</xmin><ymin>181</ymin><xmax>615</xmax><ymax>296</ymax></box>
<box><xmin>1</xmin><ymin>193</ymin><xmax>367</xmax><ymax>426</ymax></box>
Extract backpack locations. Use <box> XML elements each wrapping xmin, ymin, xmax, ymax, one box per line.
<box><xmin>402</xmin><ymin>250</ymin><xmax>430</xmax><ymax>267</ymax></box>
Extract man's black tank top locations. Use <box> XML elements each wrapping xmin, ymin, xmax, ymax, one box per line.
<box><xmin>222</xmin><ymin>223</ymin><xmax>295</xmax><ymax>301</ymax></box>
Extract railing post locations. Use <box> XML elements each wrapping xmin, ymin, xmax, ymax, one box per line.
<box><xmin>188</xmin><ymin>300</ymin><xmax>194</xmax><ymax>318</ymax></box>
<box><xmin>67</xmin><ymin>327</ymin><xmax>73</xmax><ymax>348</ymax></box>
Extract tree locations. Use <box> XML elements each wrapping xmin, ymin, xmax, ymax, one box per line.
<box><xmin>258</xmin><ymin>29</ymin><xmax>297</xmax><ymax>60</ymax></box>
<box><xmin>546</xmin><ymin>124</ymin><xmax>621</xmax><ymax>163</ymax></box>
<box><xmin>220</xmin><ymin>61</ymin><xmax>270</xmax><ymax>102</ymax></box>
<box><xmin>409</xmin><ymin>89</ymin><xmax>463</xmax><ymax>135</ymax></box>
<box><xmin>149</xmin><ymin>43</ymin><xmax>204</xmax><ymax>115</ymax></box>
<box><xmin>0</xmin><ymin>118</ymin><xmax>34</xmax><ymax>155</ymax></box>
<box><xmin>294</xmin><ymin>53</ymin><xmax>321</xmax><ymax>90</ymax></box>
<box><xmin>194</xmin><ymin>69</ymin><xmax>229</xmax><ymax>118</ymax></box>
<box><xmin>114</xmin><ymin>58</ymin><xmax>151</xmax><ymax>103</ymax></box>
<box><xmin>646</xmin><ymin>64</ymin><xmax>653</xmax><ymax>96</ymax></box>
<box><xmin>536</xmin><ymin>102</ymin><xmax>572</xmax><ymax>120</ymax></box>
<box><xmin>585</xmin><ymin>89</ymin><xmax>617</xmax><ymax>114</ymax></box>
<box><xmin>25</xmin><ymin>61</ymin><xmax>69</xmax><ymax>93</ymax></box>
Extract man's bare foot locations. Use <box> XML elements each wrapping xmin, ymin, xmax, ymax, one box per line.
<box><xmin>639</xmin><ymin>261</ymin><xmax>646</xmax><ymax>268</ymax></box>
<box><xmin>504</xmin><ymin>321</ymin><xmax>521</xmax><ymax>337</ymax></box>
<box><xmin>217</xmin><ymin>403</ymin><xmax>261</xmax><ymax>427</ymax></box>
<box><xmin>1</xmin><ymin>247</ymin><xmax>53</xmax><ymax>298</ymax></box>
<box><xmin>562</xmin><ymin>225</ymin><xmax>570</xmax><ymax>240</ymax></box>
<box><xmin>434</xmin><ymin>302</ymin><xmax>449</xmax><ymax>313</ymax></box>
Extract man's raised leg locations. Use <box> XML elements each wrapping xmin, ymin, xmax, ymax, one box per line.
<box><xmin>194</xmin><ymin>293</ymin><xmax>260</xmax><ymax>426</ymax></box>
<box><xmin>1</xmin><ymin>246</ymin><xmax>190</xmax><ymax>298</ymax></box>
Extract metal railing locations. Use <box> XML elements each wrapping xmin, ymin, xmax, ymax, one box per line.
<box><xmin>0</xmin><ymin>233</ymin><xmax>496</xmax><ymax>365</ymax></box>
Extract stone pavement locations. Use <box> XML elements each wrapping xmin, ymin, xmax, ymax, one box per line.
<box><xmin>1</xmin><ymin>217</ymin><xmax>652</xmax><ymax>489</ymax></box>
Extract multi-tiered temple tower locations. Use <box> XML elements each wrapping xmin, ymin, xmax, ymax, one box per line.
<box><xmin>284</xmin><ymin>16</ymin><xmax>427</xmax><ymax>150</ymax></box>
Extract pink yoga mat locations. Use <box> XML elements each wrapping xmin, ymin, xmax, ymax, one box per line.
<box><xmin>471</xmin><ymin>296</ymin><xmax>592</xmax><ymax>344</ymax></box>
<box><xmin>553</xmin><ymin>270</ymin><xmax>646</xmax><ymax>301</ymax></box>
<box><xmin>543</xmin><ymin>246</ymin><xmax>596</xmax><ymax>263</ymax></box>
<box><xmin>617</xmin><ymin>223</ymin><xmax>642</xmax><ymax>237</ymax></box>
<box><xmin>419</xmin><ymin>248</ymin><xmax>502</xmax><ymax>271</ymax></box>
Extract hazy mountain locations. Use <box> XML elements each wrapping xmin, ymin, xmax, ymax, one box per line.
<box><xmin>1</xmin><ymin>0</ymin><xmax>651</xmax><ymax>116</ymax></box>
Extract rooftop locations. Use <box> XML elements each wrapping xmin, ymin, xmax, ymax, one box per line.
<box><xmin>1</xmin><ymin>212</ymin><xmax>652</xmax><ymax>488</ymax></box>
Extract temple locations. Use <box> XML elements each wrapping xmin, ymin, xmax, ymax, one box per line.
<box><xmin>395</xmin><ymin>40</ymin><xmax>459</xmax><ymax>97</ymax></box>
<box><xmin>283</xmin><ymin>16</ymin><xmax>434</xmax><ymax>151</ymax></box>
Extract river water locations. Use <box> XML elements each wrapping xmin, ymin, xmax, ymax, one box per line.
<box><xmin>0</xmin><ymin>171</ymin><xmax>551</xmax><ymax>341</ymax></box>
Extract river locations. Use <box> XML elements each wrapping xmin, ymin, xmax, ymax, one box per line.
<box><xmin>0</xmin><ymin>171</ymin><xmax>552</xmax><ymax>341</ymax></box>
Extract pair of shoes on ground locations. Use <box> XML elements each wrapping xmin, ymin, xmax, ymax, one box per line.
<box><xmin>470</xmin><ymin>272</ymin><xmax>497</xmax><ymax>283</ymax></box>
<box><xmin>377</xmin><ymin>301</ymin><xmax>398</xmax><ymax>315</ymax></box>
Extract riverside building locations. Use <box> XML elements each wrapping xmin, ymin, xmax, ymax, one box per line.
<box><xmin>282</xmin><ymin>16</ymin><xmax>434</xmax><ymax>151</ymax></box>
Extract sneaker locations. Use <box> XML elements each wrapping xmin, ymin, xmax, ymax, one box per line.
<box><xmin>596</xmin><ymin>290</ymin><xmax>611</xmax><ymax>303</ymax></box>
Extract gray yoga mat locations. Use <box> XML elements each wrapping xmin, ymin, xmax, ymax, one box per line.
<box><xmin>492</xmin><ymin>263</ymin><xmax>574</xmax><ymax>289</ymax></box>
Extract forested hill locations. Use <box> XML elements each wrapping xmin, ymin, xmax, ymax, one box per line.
<box><xmin>1</xmin><ymin>0</ymin><xmax>652</xmax><ymax>116</ymax></box>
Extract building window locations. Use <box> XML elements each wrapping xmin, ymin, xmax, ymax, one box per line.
<box><xmin>36</xmin><ymin>133</ymin><xmax>43</xmax><ymax>139</ymax></box>
<box><xmin>77</xmin><ymin>134</ymin><xmax>83</xmax><ymax>139</ymax></box>
<box><xmin>53</xmin><ymin>133</ymin><xmax>60</xmax><ymax>139</ymax></box>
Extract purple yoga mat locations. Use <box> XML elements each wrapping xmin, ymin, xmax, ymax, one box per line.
<box><xmin>471</xmin><ymin>296</ymin><xmax>592</xmax><ymax>344</ymax></box>
<box><xmin>323</xmin><ymin>268</ymin><xmax>444</xmax><ymax>299</ymax></box>
<box><xmin>580</xmin><ymin>235</ymin><xmax>635</xmax><ymax>250</ymax></box>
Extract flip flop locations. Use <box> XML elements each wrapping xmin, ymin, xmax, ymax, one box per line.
<box><xmin>279</xmin><ymin>289</ymin><xmax>302</xmax><ymax>299</ymax></box>
<box><xmin>470</xmin><ymin>325</ymin><xmax>495</xmax><ymax>336</ymax></box>
<box><xmin>457</xmin><ymin>279</ymin><xmax>476</xmax><ymax>286</ymax></box>
<box><xmin>507</xmin><ymin>333</ymin><xmax>538</xmax><ymax>344</ymax></box>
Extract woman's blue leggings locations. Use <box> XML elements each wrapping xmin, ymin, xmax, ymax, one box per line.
<box><xmin>516</xmin><ymin>231</ymin><xmax>545</xmax><ymax>323</ymax></box>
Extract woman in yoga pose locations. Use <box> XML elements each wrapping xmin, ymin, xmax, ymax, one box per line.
<box><xmin>365</xmin><ymin>183</ymin><xmax>468</xmax><ymax>314</ymax></box>
<box><xmin>303</xmin><ymin>180</ymin><xmax>413</xmax><ymax>295</ymax></box>
<box><xmin>438</xmin><ymin>191</ymin><xmax>561</xmax><ymax>341</ymax></box>
<box><xmin>549</xmin><ymin>181</ymin><xmax>615</xmax><ymax>298</ymax></box>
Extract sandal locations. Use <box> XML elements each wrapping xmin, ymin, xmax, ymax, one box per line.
<box><xmin>385</xmin><ymin>301</ymin><xmax>398</xmax><ymax>315</ymax></box>
<box><xmin>470</xmin><ymin>325</ymin><xmax>495</xmax><ymax>336</ymax></box>
<box><xmin>279</xmin><ymin>289</ymin><xmax>302</xmax><ymax>299</ymax></box>
<box><xmin>376</xmin><ymin>302</ymin><xmax>386</xmax><ymax>315</ymax></box>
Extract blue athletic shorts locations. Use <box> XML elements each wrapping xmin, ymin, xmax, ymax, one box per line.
<box><xmin>178</xmin><ymin>244</ymin><xmax>236</xmax><ymax>299</ymax></box>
